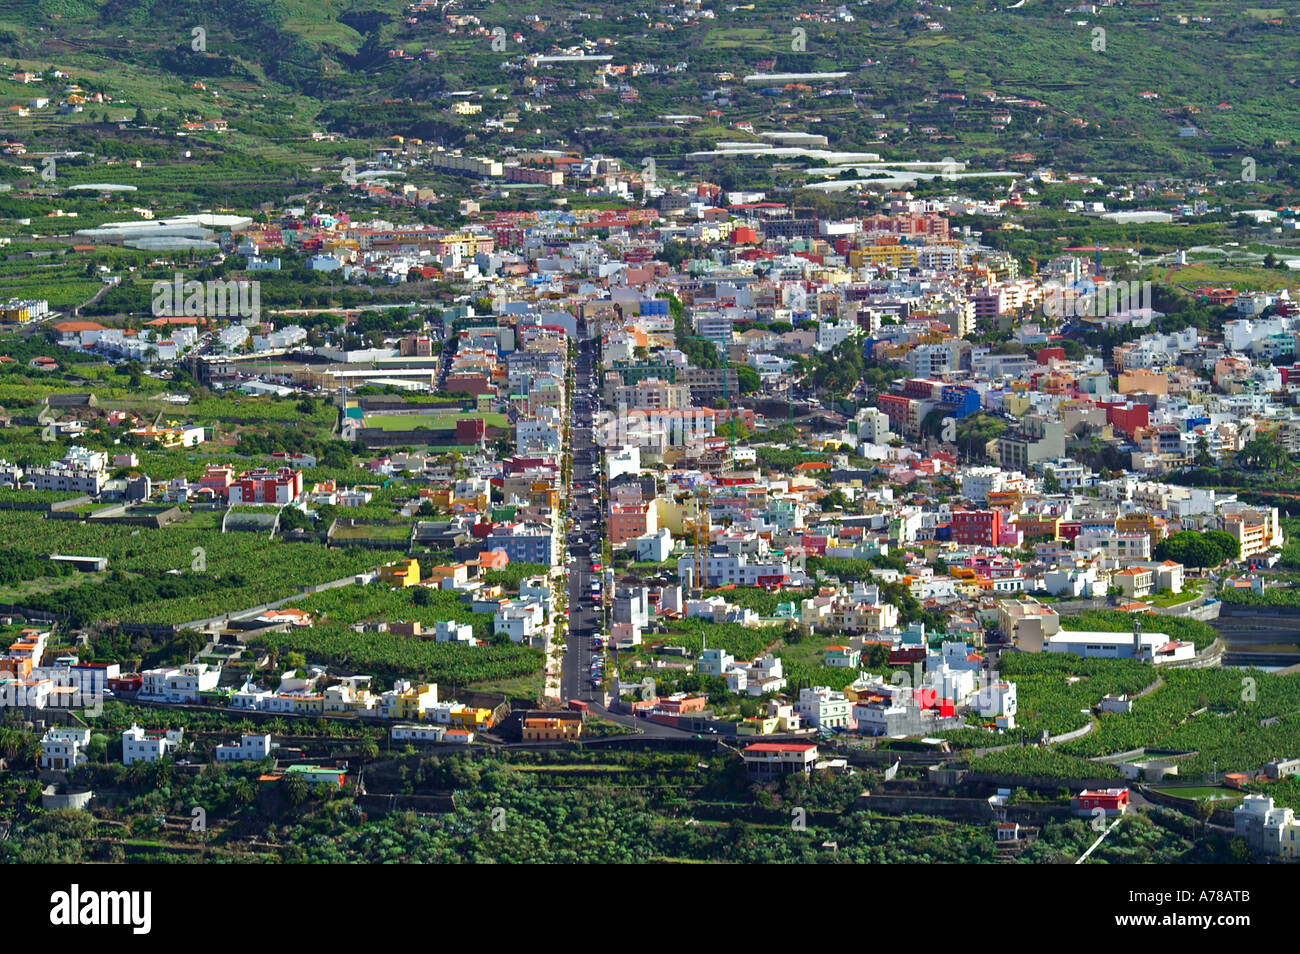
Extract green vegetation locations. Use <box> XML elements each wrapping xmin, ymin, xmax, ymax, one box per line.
<box><xmin>1153</xmin><ymin>530</ymin><xmax>1240</xmax><ymax>568</ymax></box>
<box><xmin>0</xmin><ymin>511</ymin><xmax>396</xmax><ymax>625</ymax></box>
<box><xmin>703</xmin><ymin>586</ymin><xmax>811</xmax><ymax>617</ymax></box>
<box><xmin>1218</xmin><ymin>586</ymin><xmax>1300</xmax><ymax>608</ymax></box>
<box><xmin>965</xmin><ymin>652</ymin><xmax>1154</xmax><ymax>741</ymax></box>
<box><xmin>244</xmin><ymin>583</ymin><xmax>543</xmax><ymax>687</ymax></box>
<box><xmin>1059</xmin><ymin>610</ymin><xmax>1219</xmax><ymax>651</ymax></box>
<box><xmin>1059</xmin><ymin>667</ymin><xmax>1300</xmax><ymax>779</ymax></box>
<box><xmin>482</xmin><ymin>563</ymin><xmax>551</xmax><ymax>591</ymax></box>
<box><xmin>967</xmin><ymin>747</ymin><xmax>1123</xmax><ymax>781</ymax></box>
<box><xmin>253</xmin><ymin>626</ymin><xmax>542</xmax><ymax>689</ymax></box>
<box><xmin>658</xmin><ymin>620</ymin><xmax>782</xmax><ymax>662</ymax></box>
<box><xmin>365</xmin><ymin>412</ymin><xmax>507</xmax><ymax>432</ymax></box>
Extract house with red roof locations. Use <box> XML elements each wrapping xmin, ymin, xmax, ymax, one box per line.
<box><xmin>742</xmin><ymin>742</ymin><xmax>819</xmax><ymax>778</ymax></box>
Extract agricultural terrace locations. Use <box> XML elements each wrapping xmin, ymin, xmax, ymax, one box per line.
<box><xmin>248</xmin><ymin>583</ymin><xmax>544</xmax><ymax>689</ymax></box>
<box><xmin>0</xmin><ymin>509</ymin><xmax>401</xmax><ymax>625</ymax></box>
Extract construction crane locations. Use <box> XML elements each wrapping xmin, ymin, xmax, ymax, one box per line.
<box><xmin>677</xmin><ymin>485</ymin><xmax>712</xmax><ymax>598</ymax></box>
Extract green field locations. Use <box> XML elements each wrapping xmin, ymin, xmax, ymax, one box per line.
<box><xmin>1151</xmin><ymin>786</ymin><xmax>1240</xmax><ymax>801</ymax></box>
<box><xmin>365</xmin><ymin>412</ymin><xmax>508</xmax><ymax>432</ymax></box>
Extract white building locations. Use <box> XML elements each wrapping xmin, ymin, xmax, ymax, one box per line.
<box><xmin>855</xmin><ymin>407</ymin><xmax>893</xmax><ymax>444</ymax></box>
<box><xmin>139</xmin><ymin>663</ymin><xmax>221</xmax><ymax>703</ymax></box>
<box><xmin>435</xmin><ymin>620</ymin><xmax>476</xmax><ymax>644</ymax></box>
<box><xmin>25</xmin><ymin>446</ymin><xmax>108</xmax><ymax>495</ymax></box>
<box><xmin>391</xmin><ymin>724</ymin><xmax>447</xmax><ymax>743</ymax></box>
<box><xmin>493</xmin><ymin>601</ymin><xmax>544</xmax><ymax>644</ymax></box>
<box><xmin>960</xmin><ymin>466</ymin><xmax>1025</xmax><ymax>504</ymax></box>
<box><xmin>1074</xmin><ymin>529</ymin><xmax>1152</xmax><ymax>562</ymax></box>
<box><xmin>742</xmin><ymin>742</ymin><xmax>819</xmax><ymax>778</ymax></box>
<box><xmin>796</xmin><ymin>686</ymin><xmax>852</xmax><ymax>729</ymax></box>
<box><xmin>214</xmin><ymin>733</ymin><xmax>273</xmax><ymax>761</ymax></box>
<box><xmin>1234</xmin><ymin>795</ymin><xmax>1300</xmax><ymax>859</ymax></box>
<box><xmin>1045</xmin><ymin>630</ymin><xmax>1195</xmax><ymax>664</ymax></box>
<box><xmin>698</xmin><ymin>647</ymin><xmax>734</xmax><ymax>677</ymax></box>
<box><xmin>122</xmin><ymin>724</ymin><xmax>184</xmax><ymax>765</ymax></box>
<box><xmin>40</xmin><ymin>727</ymin><xmax>91</xmax><ymax>771</ymax></box>
<box><xmin>975</xmin><ymin>681</ymin><xmax>1018</xmax><ymax>719</ymax></box>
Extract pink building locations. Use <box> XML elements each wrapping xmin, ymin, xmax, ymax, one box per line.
<box><xmin>199</xmin><ymin>465</ymin><xmax>235</xmax><ymax>499</ymax></box>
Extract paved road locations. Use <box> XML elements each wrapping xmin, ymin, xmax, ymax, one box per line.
<box><xmin>560</xmin><ymin>327</ymin><xmax>602</xmax><ymax>707</ymax></box>
<box><xmin>557</xmin><ymin>327</ymin><xmax>692</xmax><ymax>739</ymax></box>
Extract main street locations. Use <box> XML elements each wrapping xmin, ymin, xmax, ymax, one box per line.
<box><xmin>559</xmin><ymin>325</ymin><xmax>691</xmax><ymax>738</ymax></box>
<box><xmin>560</xmin><ymin>328</ymin><xmax>602</xmax><ymax>707</ymax></box>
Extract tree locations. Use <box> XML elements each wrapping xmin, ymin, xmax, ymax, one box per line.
<box><xmin>356</xmin><ymin>739</ymin><xmax>380</xmax><ymax>761</ymax></box>
<box><xmin>1042</xmin><ymin>468</ymin><xmax>1061</xmax><ymax>494</ymax></box>
<box><xmin>1154</xmin><ymin>530</ymin><xmax>1238</xmax><ymax>568</ymax></box>
<box><xmin>731</xmin><ymin>363</ymin><xmax>761</xmax><ymax>395</ymax></box>
<box><xmin>282</xmin><ymin>772</ymin><xmax>309</xmax><ymax>805</ymax></box>
<box><xmin>1238</xmin><ymin>435</ymin><xmax>1293</xmax><ymax>472</ymax></box>
<box><xmin>822</xmin><ymin>488</ymin><xmax>849</xmax><ymax>511</ymax></box>
<box><xmin>1194</xmin><ymin>436</ymin><xmax>1214</xmax><ymax>469</ymax></box>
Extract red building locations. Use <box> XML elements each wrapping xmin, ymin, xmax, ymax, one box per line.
<box><xmin>444</xmin><ymin>372</ymin><xmax>493</xmax><ymax>397</ymax></box>
<box><xmin>455</xmin><ymin>417</ymin><xmax>486</xmax><ymax>444</ymax></box>
<box><xmin>502</xmin><ymin>456</ymin><xmax>557</xmax><ymax>476</ymax></box>
<box><xmin>799</xmin><ymin>534</ymin><xmax>830</xmax><ymax>555</ymax></box>
<box><xmin>1075</xmin><ymin>788</ymin><xmax>1129</xmax><ymax>814</ymax></box>
<box><xmin>199</xmin><ymin>465</ymin><xmax>235</xmax><ymax>499</ymax></box>
<box><xmin>229</xmin><ymin>467</ymin><xmax>303</xmax><ymax>505</ymax></box>
<box><xmin>888</xmin><ymin>646</ymin><xmax>926</xmax><ymax>667</ymax></box>
<box><xmin>877</xmin><ymin>393</ymin><xmax>914</xmax><ymax>434</ymax></box>
<box><xmin>1101</xmin><ymin>401</ymin><xmax>1150</xmax><ymax>439</ymax></box>
<box><xmin>950</xmin><ymin>509</ymin><xmax>1002</xmax><ymax>547</ymax></box>
<box><xmin>108</xmin><ymin>674</ymin><xmax>142</xmax><ymax>693</ymax></box>
<box><xmin>656</xmin><ymin>695</ymin><xmax>707</xmax><ymax>715</ymax></box>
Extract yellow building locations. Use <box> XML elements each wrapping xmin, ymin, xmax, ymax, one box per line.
<box><xmin>1116</xmin><ymin>512</ymin><xmax>1165</xmax><ymax>546</ymax></box>
<box><xmin>737</xmin><ymin>716</ymin><xmax>780</xmax><ymax>736</ymax></box>
<box><xmin>850</xmin><ymin>245</ymin><xmax>919</xmax><ymax>269</ymax></box>
<box><xmin>655</xmin><ymin>495</ymin><xmax>690</xmax><ymax>535</ymax></box>
<box><xmin>520</xmin><ymin>715</ymin><xmax>581</xmax><ymax>741</ymax></box>
<box><xmin>380</xmin><ymin>558</ymin><xmax>421</xmax><ymax>588</ymax></box>
<box><xmin>1014</xmin><ymin>514</ymin><xmax>1063</xmax><ymax>542</ymax></box>
<box><xmin>529</xmin><ymin>481</ymin><xmax>559</xmax><ymax>511</ymax></box>
<box><xmin>428</xmin><ymin>563</ymin><xmax>471</xmax><ymax>588</ymax></box>
<box><xmin>1</xmin><ymin>303</ymin><xmax>35</xmax><ymax>322</ymax></box>
<box><xmin>1004</xmin><ymin>393</ymin><xmax>1034</xmax><ymax>417</ymax></box>
<box><xmin>385</xmin><ymin>683</ymin><xmax>438</xmax><ymax>720</ymax></box>
<box><xmin>451</xmin><ymin>705</ymin><xmax>494</xmax><ymax>731</ymax></box>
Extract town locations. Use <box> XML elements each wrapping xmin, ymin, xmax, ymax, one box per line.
<box><xmin>0</xmin><ymin>0</ymin><xmax>1297</xmax><ymax>871</ymax></box>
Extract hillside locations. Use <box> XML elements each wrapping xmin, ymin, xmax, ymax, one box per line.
<box><xmin>0</xmin><ymin>0</ymin><xmax>1297</xmax><ymax>184</ymax></box>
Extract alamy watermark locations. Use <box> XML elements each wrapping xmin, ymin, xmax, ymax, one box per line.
<box><xmin>50</xmin><ymin>884</ymin><xmax>151</xmax><ymax>935</ymax></box>
<box><xmin>151</xmin><ymin>272</ymin><xmax>260</xmax><ymax>320</ymax></box>
<box><xmin>1043</xmin><ymin>279</ymin><xmax>1151</xmax><ymax>320</ymax></box>
<box><xmin>592</xmin><ymin>403</ymin><xmax>721</xmax><ymax>449</ymax></box>
<box><xmin>0</xmin><ymin>676</ymin><xmax>104</xmax><ymax>716</ymax></box>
